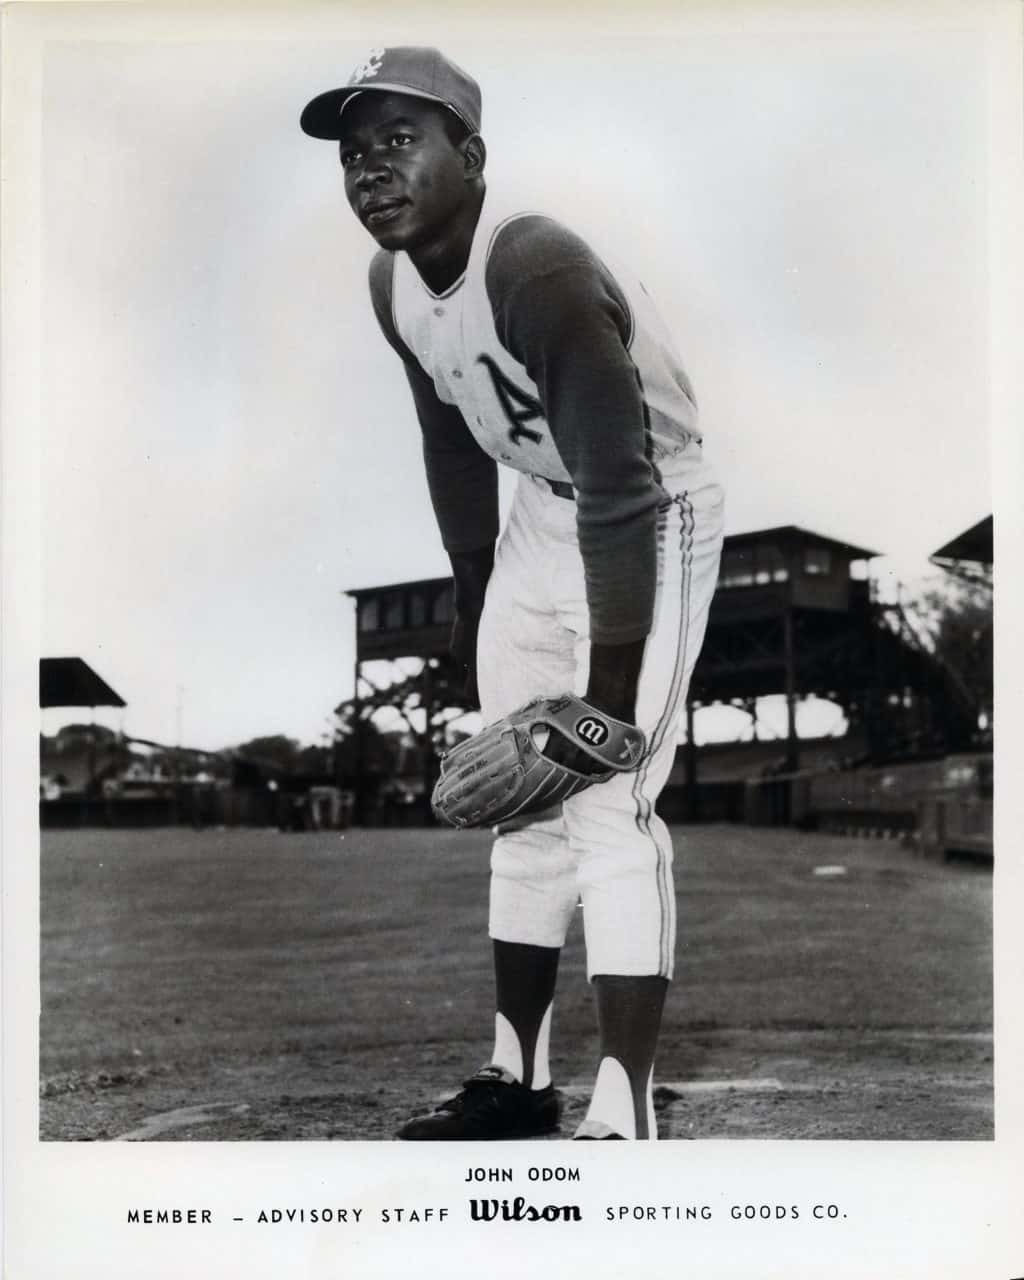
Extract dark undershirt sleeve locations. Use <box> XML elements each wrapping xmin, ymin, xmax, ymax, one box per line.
<box><xmin>486</xmin><ymin>218</ymin><xmax>661</xmax><ymax>644</ymax></box>
<box><xmin>368</xmin><ymin>250</ymin><xmax>499</xmax><ymax>554</ymax></box>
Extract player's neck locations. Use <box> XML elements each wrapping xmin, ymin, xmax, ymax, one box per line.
<box><xmin>410</xmin><ymin>184</ymin><xmax>486</xmax><ymax>295</ymax></box>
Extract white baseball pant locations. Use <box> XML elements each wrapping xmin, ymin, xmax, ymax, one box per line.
<box><xmin>476</xmin><ymin>443</ymin><xmax>725</xmax><ymax>979</ymax></box>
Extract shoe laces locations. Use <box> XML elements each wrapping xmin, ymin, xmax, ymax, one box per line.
<box><xmin>437</xmin><ymin>1067</ymin><xmax>518</xmax><ymax>1117</ymax></box>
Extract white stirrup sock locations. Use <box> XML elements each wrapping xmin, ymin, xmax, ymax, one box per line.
<box><xmin>491</xmin><ymin>1004</ymin><xmax>553</xmax><ymax>1089</ymax></box>
<box><xmin>584</xmin><ymin>1057</ymin><xmax>657</xmax><ymax>1140</ymax></box>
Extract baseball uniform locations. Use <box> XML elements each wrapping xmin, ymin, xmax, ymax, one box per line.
<box><xmin>301</xmin><ymin>46</ymin><xmax>725</xmax><ymax>1140</ymax></box>
<box><xmin>368</xmin><ymin>200</ymin><xmax>724</xmax><ymax>978</ymax></box>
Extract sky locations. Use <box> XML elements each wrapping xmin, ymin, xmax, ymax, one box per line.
<box><xmin>30</xmin><ymin>3</ymin><xmax>997</xmax><ymax>751</ymax></box>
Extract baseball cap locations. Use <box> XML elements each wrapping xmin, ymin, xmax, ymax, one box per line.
<box><xmin>300</xmin><ymin>46</ymin><xmax>482</xmax><ymax>140</ymax></box>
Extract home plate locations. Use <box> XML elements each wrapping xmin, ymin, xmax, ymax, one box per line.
<box><xmin>115</xmin><ymin>1101</ymin><xmax>251</xmax><ymax>1141</ymax></box>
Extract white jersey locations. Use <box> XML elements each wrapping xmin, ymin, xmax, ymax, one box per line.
<box><xmin>388</xmin><ymin>198</ymin><xmax>701</xmax><ymax>486</ymax></box>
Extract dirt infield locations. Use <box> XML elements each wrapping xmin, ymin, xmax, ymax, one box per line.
<box><xmin>39</xmin><ymin>824</ymin><xmax>992</xmax><ymax>1141</ymax></box>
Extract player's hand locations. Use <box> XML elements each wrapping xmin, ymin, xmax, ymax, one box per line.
<box><xmin>537</xmin><ymin>726</ymin><xmax>606</xmax><ymax>775</ymax></box>
<box><xmin>584</xmin><ymin>638</ymin><xmax>646</xmax><ymax>724</ymax></box>
<box><xmin>540</xmin><ymin>637</ymin><xmax>647</xmax><ymax>773</ymax></box>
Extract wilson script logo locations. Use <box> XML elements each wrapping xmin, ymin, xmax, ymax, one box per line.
<box><xmin>469</xmin><ymin>1197</ymin><xmax>582</xmax><ymax>1224</ymax></box>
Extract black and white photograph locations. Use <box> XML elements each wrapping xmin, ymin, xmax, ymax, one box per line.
<box><xmin>3</xmin><ymin>1</ymin><xmax>1022</xmax><ymax>1276</ymax></box>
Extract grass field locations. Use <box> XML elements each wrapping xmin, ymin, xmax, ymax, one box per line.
<box><xmin>39</xmin><ymin>824</ymin><xmax>993</xmax><ymax>1141</ymax></box>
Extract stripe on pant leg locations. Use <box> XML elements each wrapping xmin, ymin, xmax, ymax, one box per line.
<box><xmin>656</xmin><ymin>495</ymin><xmax>694</xmax><ymax>973</ymax></box>
<box><xmin>630</xmin><ymin>492</ymin><xmax>695</xmax><ymax>976</ymax></box>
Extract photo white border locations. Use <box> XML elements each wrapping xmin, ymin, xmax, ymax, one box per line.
<box><xmin>4</xmin><ymin>2</ymin><xmax>1023</xmax><ymax>1276</ymax></box>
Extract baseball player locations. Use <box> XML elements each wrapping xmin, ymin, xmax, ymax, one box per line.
<box><xmin>301</xmin><ymin>47</ymin><xmax>724</xmax><ymax>1140</ymax></box>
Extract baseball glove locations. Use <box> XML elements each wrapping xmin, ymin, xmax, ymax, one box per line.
<box><xmin>431</xmin><ymin>694</ymin><xmax>647</xmax><ymax>830</ymax></box>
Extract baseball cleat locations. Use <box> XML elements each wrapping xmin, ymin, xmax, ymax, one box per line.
<box><xmin>395</xmin><ymin>1065</ymin><xmax>561</xmax><ymax>1140</ymax></box>
<box><xmin>572</xmin><ymin>1119</ymin><xmax>626</xmax><ymax>1140</ymax></box>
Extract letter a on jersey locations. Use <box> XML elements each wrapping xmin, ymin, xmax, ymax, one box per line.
<box><xmin>477</xmin><ymin>356</ymin><xmax>544</xmax><ymax>446</ymax></box>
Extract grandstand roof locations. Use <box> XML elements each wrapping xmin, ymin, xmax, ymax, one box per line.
<box><xmin>722</xmin><ymin>525</ymin><xmax>880</xmax><ymax>559</ymax></box>
<box><xmin>40</xmin><ymin>658</ymin><xmax>126</xmax><ymax>709</ymax></box>
<box><xmin>345</xmin><ymin>576</ymin><xmax>449</xmax><ymax>600</ymax></box>
<box><xmin>343</xmin><ymin>526</ymin><xmax>881</xmax><ymax>603</ymax></box>
<box><xmin>931</xmin><ymin>515</ymin><xmax>993</xmax><ymax>566</ymax></box>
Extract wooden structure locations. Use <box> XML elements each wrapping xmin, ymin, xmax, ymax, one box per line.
<box><xmin>691</xmin><ymin>524</ymin><xmax>974</xmax><ymax>769</ymax></box>
<box><xmin>347</xmin><ymin>578</ymin><xmax>455</xmax><ymax>664</ymax></box>
<box><xmin>344</xmin><ymin>525</ymin><xmax>976</xmax><ymax>824</ymax></box>
<box><xmin>689</xmin><ymin>526</ymin><xmax>878</xmax><ymax>778</ymax></box>
<box><xmin>345</xmin><ymin>575</ymin><xmax>459</xmax><ymax>740</ymax></box>
<box><xmin>344</xmin><ymin>578</ymin><xmax>460</xmax><ymax>821</ymax></box>
<box><xmin>686</xmin><ymin>525</ymin><xmax>979</xmax><ymax>818</ymax></box>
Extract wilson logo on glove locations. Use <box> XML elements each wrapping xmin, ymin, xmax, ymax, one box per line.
<box><xmin>574</xmin><ymin>716</ymin><xmax>609</xmax><ymax>747</ymax></box>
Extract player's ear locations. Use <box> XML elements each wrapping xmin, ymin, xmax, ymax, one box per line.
<box><xmin>463</xmin><ymin>133</ymin><xmax>486</xmax><ymax>181</ymax></box>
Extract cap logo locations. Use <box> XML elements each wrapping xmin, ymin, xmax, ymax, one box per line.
<box><xmin>349</xmin><ymin>48</ymin><xmax>385</xmax><ymax>85</ymax></box>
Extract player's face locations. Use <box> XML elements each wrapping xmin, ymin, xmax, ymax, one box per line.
<box><xmin>338</xmin><ymin>93</ymin><xmax>474</xmax><ymax>254</ymax></box>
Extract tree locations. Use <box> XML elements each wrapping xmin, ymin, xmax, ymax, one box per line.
<box><xmin>332</xmin><ymin>704</ymin><xmax>403</xmax><ymax>779</ymax></box>
<box><xmin>231</xmin><ymin>734</ymin><xmax>304</xmax><ymax>774</ymax></box>
<box><xmin>904</xmin><ymin>577</ymin><xmax>993</xmax><ymax>743</ymax></box>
